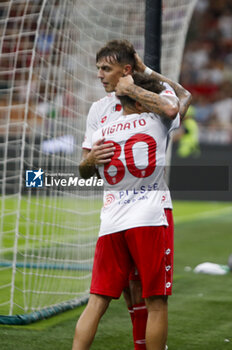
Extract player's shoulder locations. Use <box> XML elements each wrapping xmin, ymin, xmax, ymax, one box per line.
<box><xmin>160</xmin><ymin>82</ymin><xmax>176</xmax><ymax>97</ymax></box>
<box><xmin>88</xmin><ymin>93</ymin><xmax>115</xmax><ymax>117</ymax></box>
<box><xmin>136</xmin><ymin>111</ymin><xmax>165</xmax><ymax>129</ymax></box>
<box><xmin>143</xmin><ymin>111</ymin><xmax>160</xmax><ymax>122</ymax></box>
<box><xmin>146</xmin><ymin>111</ymin><xmax>176</xmax><ymax>129</ymax></box>
<box><xmin>90</xmin><ymin>92</ymin><xmax>119</xmax><ymax>115</ymax></box>
<box><xmin>94</xmin><ymin>92</ymin><xmax>117</xmax><ymax>106</ymax></box>
<box><xmin>91</xmin><ymin>92</ymin><xmax>122</xmax><ymax>124</ymax></box>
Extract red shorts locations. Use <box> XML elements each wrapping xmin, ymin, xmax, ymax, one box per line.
<box><xmin>129</xmin><ymin>209</ymin><xmax>174</xmax><ymax>291</ymax></box>
<box><xmin>164</xmin><ymin>209</ymin><xmax>174</xmax><ymax>290</ymax></box>
<box><xmin>90</xmin><ymin>224</ymin><xmax>173</xmax><ymax>299</ymax></box>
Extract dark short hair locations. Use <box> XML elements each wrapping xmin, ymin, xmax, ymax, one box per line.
<box><xmin>119</xmin><ymin>72</ymin><xmax>165</xmax><ymax>108</ymax></box>
<box><xmin>96</xmin><ymin>39</ymin><xmax>136</xmax><ymax>70</ymax></box>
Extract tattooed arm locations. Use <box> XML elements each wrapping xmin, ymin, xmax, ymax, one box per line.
<box><xmin>115</xmin><ymin>75</ymin><xmax>179</xmax><ymax>120</ymax></box>
<box><xmin>148</xmin><ymin>71</ymin><xmax>191</xmax><ymax>120</ymax></box>
<box><xmin>133</xmin><ymin>53</ymin><xmax>192</xmax><ymax>120</ymax></box>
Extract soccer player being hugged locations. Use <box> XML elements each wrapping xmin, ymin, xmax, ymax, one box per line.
<box><xmin>72</xmin><ymin>71</ymin><xmax>190</xmax><ymax>350</ymax></box>
<box><xmin>73</xmin><ymin>40</ymin><xmax>191</xmax><ymax>350</ymax></box>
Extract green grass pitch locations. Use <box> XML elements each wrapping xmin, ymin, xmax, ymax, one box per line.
<box><xmin>0</xmin><ymin>200</ymin><xmax>232</xmax><ymax>349</ymax></box>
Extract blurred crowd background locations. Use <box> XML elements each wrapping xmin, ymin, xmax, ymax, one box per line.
<box><xmin>0</xmin><ymin>0</ymin><xmax>231</xmax><ymax>144</ymax></box>
<box><xmin>180</xmin><ymin>0</ymin><xmax>232</xmax><ymax>145</ymax></box>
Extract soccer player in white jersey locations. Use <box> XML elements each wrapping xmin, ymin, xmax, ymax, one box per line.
<box><xmin>76</xmin><ymin>39</ymin><xmax>191</xmax><ymax>350</ymax></box>
<box><xmin>72</xmin><ymin>72</ymin><xmax>181</xmax><ymax>350</ymax></box>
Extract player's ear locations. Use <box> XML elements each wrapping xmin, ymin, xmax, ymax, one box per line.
<box><xmin>135</xmin><ymin>101</ymin><xmax>143</xmax><ymax>111</ymax></box>
<box><xmin>123</xmin><ymin>64</ymin><xmax>132</xmax><ymax>76</ymax></box>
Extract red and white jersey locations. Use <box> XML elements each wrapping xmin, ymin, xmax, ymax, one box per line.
<box><xmin>82</xmin><ymin>93</ymin><xmax>123</xmax><ymax>150</ymax></box>
<box><xmin>92</xmin><ymin>111</ymin><xmax>180</xmax><ymax>236</ymax></box>
<box><xmin>82</xmin><ymin>84</ymin><xmax>177</xmax><ymax>209</ymax></box>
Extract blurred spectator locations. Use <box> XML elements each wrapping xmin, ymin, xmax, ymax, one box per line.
<box><xmin>174</xmin><ymin>106</ymin><xmax>200</xmax><ymax>158</ymax></box>
<box><xmin>0</xmin><ymin>0</ymin><xmax>231</xmax><ymax>144</ymax></box>
<box><xmin>194</xmin><ymin>95</ymin><xmax>213</xmax><ymax>125</ymax></box>
<box><xmin>218</xmin><ymin>8</ymin><xmax>232</xmax><ymax>42</ymax></box>
<box><xmin>208</xmin><ymin>81</ymin><xmax>232</xmax><ymax>129</ymax></box>
<box><xmin>180</xmin><ymin>0</ymin><xmax>232</xmax><ymax>144</ymax></box>
<box><xmin>37</xmin><ymin>32</ymin><xmax>54</xmax><ymax>55</ymax></box>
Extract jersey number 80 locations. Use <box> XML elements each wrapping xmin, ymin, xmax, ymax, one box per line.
<box><xmin>104</xmin><ymin>133</ymin><xmax>157</xmax><ymax>185</ymax></box>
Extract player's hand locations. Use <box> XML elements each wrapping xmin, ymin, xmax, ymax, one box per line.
<box><xmin>115</xmin><ymin>75</ymin><xmax>134</xmax><ymax>96</ymax></box>
<box><xmin>134</xmin><ymin>53</ymin><xmax>146</xmax><ymax>73</ymax></box>
<box><xmin>87</xmin><ymin>138</ymin><xmax>115</xmax><ymax>165</ymax></box>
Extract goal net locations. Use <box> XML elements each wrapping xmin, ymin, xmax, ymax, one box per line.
<box><xmin>0</xmin><ymin>0</ymin><xmax>197</xmax><ymax>323</ymax></box>
<box><xmin>161</xmin><ymin>0</ymin><xmax>198</xmax><ymax>180</ymax></box>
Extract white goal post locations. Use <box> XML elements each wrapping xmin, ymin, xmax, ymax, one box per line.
<box><xmin>0</xmin><ymin>0</ymin><xmax>197</xmax><ymax>323</ymax></box>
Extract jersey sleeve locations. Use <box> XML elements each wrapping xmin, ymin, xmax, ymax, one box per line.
<box><xmin>157</xmin><ymin>112</ymin><xmax>180</xmax><ymax>133</ymax></box>
<box><xmin>82</xmin><ymin>102</ymin><xmax>99</xmax><ymax>149</ymax></box>
<box><xmin>160</xmin><ymin>82</ymin><xmax>176</xmax><ymax>97</ymax></box>
<box><xmin>159</xmin><ymin>83</ymin><xmax>180</xmax><ymax>132</ymax></box>
<box><xmin>169</xmin><ymin>113</ymin><xmax>180</xmax><ymax>132</ymax></box>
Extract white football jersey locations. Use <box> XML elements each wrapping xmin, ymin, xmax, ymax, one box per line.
<box><xmin>92</xmin><ymin>111</ymin><xmax>180</xmax><ymax>236</ymax></box>
<box><xmin>82</xmin><ymin>85</ymin><xmax>178</xmax><ymax>209</ymax></box>
<box><xmin>82</xmin><ymin>93</ymin><xmax>123</xmax><ymax>150</ymax></box>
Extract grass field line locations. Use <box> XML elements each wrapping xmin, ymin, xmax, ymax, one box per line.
<box><xmin>0</xmin><ymin>231</ymin><xmax>97</xmax><ymax>254</ymax></box>
<box><xmin>1</xmin><ymin>205</ymin><xmax>232</xmax><ymax>254</ymax></box>
<box><xmin>175</xmin><ymin>205</ymin><xmax>232</xmax><ymax>224</ymax></box>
